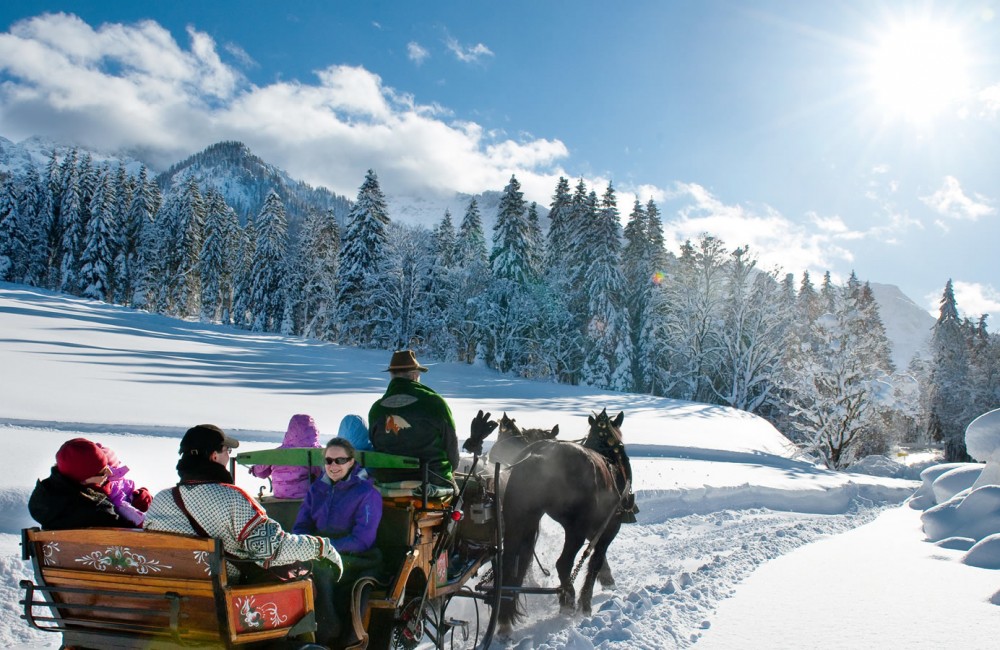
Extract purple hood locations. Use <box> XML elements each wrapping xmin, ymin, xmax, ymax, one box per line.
<box><xmin>281</xmin><ymin>414</ymin><xmax>320</xmax><ymax>447</ymax></box>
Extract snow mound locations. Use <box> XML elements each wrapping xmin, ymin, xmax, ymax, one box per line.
<box><xmin>921</xmin><ymin>481</ymin><xmax>1000</xmax><ymax>568</ymax></box>
<box><xmin>849</xmin><ymin>455</ymin><xmax>911</xmax><ymax>479</ymax></box>
<box><xmin>931</xmin><ymin>464</ymin><xmax>982</xmax><ymax>504</ymax></box>
<box><xmin>966</xmin><ymin>408</ymin><xmax>1000</xmax><ymax>463</ymax></box>
<box><xmin>964</xmin><ymin>533</ymin><xmax>1000</xmax><ymax>570</ymax></box>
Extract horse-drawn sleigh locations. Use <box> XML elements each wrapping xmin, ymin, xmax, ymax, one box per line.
<box><xmin>19</xmin><ymin>409</ymin><xmax>633</xmax><ymax>649</ymax></box>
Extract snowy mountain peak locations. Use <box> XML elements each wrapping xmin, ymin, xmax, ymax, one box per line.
<box><xmin>153</xmin><ymin>140</ymin><xmax>352</xmax><ymax>226</ymax></box>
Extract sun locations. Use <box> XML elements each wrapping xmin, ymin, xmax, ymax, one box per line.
<box><xmin>867</xmin><ymin>16</ymin><xmax>971</xmax><ymax>125</ymax></box>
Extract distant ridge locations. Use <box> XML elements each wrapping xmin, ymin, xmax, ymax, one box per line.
<box><xmin>869</xmin><ymin>282</ymin><xmax>935</xmax><ymax>370</ymax></box>
<box><xmin>155</xmin><ymin>140</ymin><xmax>352</xmax><ymax>228</ymax></box>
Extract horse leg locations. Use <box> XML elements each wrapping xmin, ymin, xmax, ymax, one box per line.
<box><xmin>497</xmin><ymin>510</ymin><xmax>542</xmax><ymax>631</ymax></box>
<box><xmin>579</xmin><ymin>523</ymin><xmax>620</xmax><ymax>616</ymax></box>
<box><xmin>554</xmin><ymin>528</ymin><xmax>586</xmax><ymax>614</ymax></box>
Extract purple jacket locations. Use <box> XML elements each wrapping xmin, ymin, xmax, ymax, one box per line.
<box><xmin>250</xmin><ymin>414</ymin><xmax>323</xmax><ymax>499</ymax></box>
<box><xmin>292</xmin><ymin>464</ymin><xmax>382</xmax><ymax>555</ymax></box>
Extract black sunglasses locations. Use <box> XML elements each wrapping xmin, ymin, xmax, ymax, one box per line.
<box><xmin>324</xmin><ymin>456</ymin><xmax>353</xmax><ymax>466</ymax></box>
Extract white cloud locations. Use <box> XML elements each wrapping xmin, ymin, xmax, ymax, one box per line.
<box><xmin>444</xmin><ymin>36</ymin><xmax>494</xmax><ymax>64</ymax></box>
<box><xmin>953</xmin><ymin>281</ymin><xmax>1000</xmax><ymax>321</ymax></box>
<box><xmin>660</xmin><ymin>182</ymin><xmax>856</xmax><ymax>277</ymax></box>
<box><xmin>0</xmin><ymin>14</ymin><xmax>566</xmax><ymax>200</ymax></box>
<box><xmin>920</xmin><ymin>175</ymin><xmax>995</xmax><ymax>221</ymax></box>
<box><xmin>224</xmin><ymin>42</ymin><xmax>257</xmax><ymax>69</ymax></box>
<box><xmin>977</xmin><ymin>83</ymin><xmax>1000</xmax><ymax>117</ymax></box>
<box><xmin>407</xmin><ymin>41</ymin><xmax>429</xmax><ymax>65</ymax></box>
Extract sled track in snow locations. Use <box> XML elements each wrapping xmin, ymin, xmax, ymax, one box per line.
<box><xmin>479</xmin><ymin>503</ymin><xmax>885</xmax><ymax>649</ymax></box>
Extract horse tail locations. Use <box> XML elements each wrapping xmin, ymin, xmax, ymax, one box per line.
<box><xmin>497</xmin><ymin>469</ymin><xmax>544</xmax><ymax>628</ymax></box>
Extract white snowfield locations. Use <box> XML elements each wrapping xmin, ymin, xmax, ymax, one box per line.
<box><xmin>0</xmin><ymin>283</ymin><xmax>996</xmax><ymax>649</ymax></box>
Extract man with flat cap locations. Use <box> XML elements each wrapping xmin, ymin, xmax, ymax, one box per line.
<box><xmin>144</xmin><ymin>424</ymin><xmax>342</xmax><ymax>583</ymax></box>
<box><xmin>368</xmin><ymin>350</ymin><xmax>460</xmax><ymax>487</ymax></box>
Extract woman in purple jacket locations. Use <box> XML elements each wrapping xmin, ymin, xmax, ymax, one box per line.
<box><xmin>293</xmin><ymin>437</ymin><xmax>382</xmax><ymax>647</ymax></box>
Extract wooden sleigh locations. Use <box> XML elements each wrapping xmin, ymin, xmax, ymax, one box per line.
<box><xmin>19</xmin><ymin>447</ymin><xmax>502</xmax><ymax>649</ymax></box>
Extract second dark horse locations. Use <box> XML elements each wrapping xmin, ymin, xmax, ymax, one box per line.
<box><xmin>497</xmin><ymin>409</ymin><xmax>631</xmax><ymax>633</ymax></box>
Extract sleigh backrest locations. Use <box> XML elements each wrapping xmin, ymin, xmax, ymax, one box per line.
<box><xmin>20</xmin><ymin>526</ymin><xmax>315</xmax><ymax>648</ymax></box>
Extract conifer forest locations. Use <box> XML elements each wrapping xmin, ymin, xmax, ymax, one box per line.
<box><xmin>1</xmin><ymin>151</ymin><xmax>997</xmax><ymax>467</ymax></box>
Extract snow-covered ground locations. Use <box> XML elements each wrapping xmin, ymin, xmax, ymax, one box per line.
<box><xmin>1</xmin><ymin>282</ymin><xmax>997</xmax><ymax>649</ymax></box>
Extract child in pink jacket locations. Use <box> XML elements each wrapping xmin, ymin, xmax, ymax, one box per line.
<box><xmin>249</xmin><ymin>414</ymin><xmax>323</xmax><ymax>499</ymax></box>
<box><xmin>96</xmin><ymin>443</ymin><xmax>152</xmax><ymax>526</ymax></box>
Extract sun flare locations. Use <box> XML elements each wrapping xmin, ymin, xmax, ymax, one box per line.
<box><xmin>868</xmin><ymin>17</ymin><xmax>971</xmax><ymax>124</ymax></box>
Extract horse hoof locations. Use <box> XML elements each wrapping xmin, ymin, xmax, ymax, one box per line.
<box><xmin>497</xmin><ymin>623</ymin><xmax>512</xmax><ymax>639</ymax></box>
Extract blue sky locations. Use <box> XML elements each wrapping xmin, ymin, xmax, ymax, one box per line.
<box><xmin>1</xmin><ymin>1</ymin><xmax>998</xmax><ymax>323</ymax></box>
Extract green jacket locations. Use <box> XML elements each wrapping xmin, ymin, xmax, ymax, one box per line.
<box><xmin>368</xmin><ymin>378</ymin><xmax>459</xmax><ymax>485</ymax></box>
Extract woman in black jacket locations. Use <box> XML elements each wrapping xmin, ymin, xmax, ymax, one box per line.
<box><xmin>28</xmin><ymin>438</ymin><xmax>136</xmax><ymax>530</ymax></box>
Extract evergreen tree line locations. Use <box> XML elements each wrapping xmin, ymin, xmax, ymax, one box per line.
<box><xmin>1</xmin><ymin>154</ymin><xmax>997</xmax><ymax>467</ymax></box>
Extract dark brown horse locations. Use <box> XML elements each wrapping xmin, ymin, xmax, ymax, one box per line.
<box><xmin>497</xmin><ymin>409</ymin><xmax>630</xmax><ymax>633</ymax></box>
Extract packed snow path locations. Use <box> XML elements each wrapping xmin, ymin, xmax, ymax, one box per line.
<box><xmin>454</xmin><ymin>503</ymin><xmax>883</xmax><ymax>650</ymax></box>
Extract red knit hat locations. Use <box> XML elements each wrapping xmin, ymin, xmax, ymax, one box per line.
<box><xmin>56</xmin><ymin>438</ymin><xmax>109</xmax><ymax>484</ymax></box>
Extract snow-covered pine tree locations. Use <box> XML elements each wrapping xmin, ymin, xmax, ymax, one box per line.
<box><xmin>433</xmin><ymin>209</ymin><xmax>457</xmax><ymax>269</ymax></box>
<box><xmin>116</xmin><ymin>166</ymin><xmax>156</xmax><ymax>308</ymax></box>
<box><xmin>199</xmin><ymin>189</ymin><xmax>240</xmax><ymax>323</ymax></box>
<box><xmin>563</xmin><ymin>180</ymin><xmax>597</xmax><ymax>315</ymax></box>
<box><xmin>20</xmin><ymin>163</ymin><xmax>49</xmax><ymax>287</ymax></box>
<box><xmin>455</xmin><ymin>198</ymin><xmax>489</xmax><ymax>270</ymax></box>
<box><xmin>796</xmin><ymin>271</ymin><xmax>818</xmax><ymax>319</ymax></box>
<box><xmin>156</xmin><ymin>177</ymin><xmax>204</xmax><ymax>317</ymax></box>
<box><xmin>851</xmin><ymin>279</ymin><xmax>902</xmax><ymax>456</ymax></box>
<box><xmin>544</xmin><ymin>177</ymin><xmax>573</xmax><ymax>284</ymax></box>
<box><xmin>248</xmin><ymin>191</ymin><xmax>289</xmax><ymax>332</ymax></box>
<box><xmin>425</xmin><ymin>210</ymin><xmax>458</xmax><ymax>360</ymax></box>
<box><xmin>299</xmin><ymin>208</ymin><xmax>341</xmax><ymax>340</ymax></box>
<box><xmin>0</xmin><ymin>179</ymin><xmax>19</xmax><ymax>281</ymax></box>
<box><xmin>659</xmin><ymin>235</ymin><xmax>727</xmax><ymax>401</ymax></box>
<box><xmin>966</xmin><ymin>315</ymin><xmax>999</xmax><ymax>420</ymax></box>
<box><xmin>525</xmin><ymin>201</ymin><xmax>544</xmax><ymax>282</ymax></box>
<box><xmin>622</xmin><ymin>198</ymin><xmax>652</xmax><ymax>392</ymax></box>
<box><xmin>41</xmin><ymin>150</ymin><xmax>64</xmax><ymax>289</ymax></box>
<box><xmin>645</xmin><ymin>198</ymin><xmax>670</xmax><ymax>272</ymax></box>
<box><xmin>490</xmin><ymin>175</ymin><xmax>533</xmax><ymax>285</ymax></box>
<box><xmin>926</xmin><ymin>279</ymin><xmax>974</xmax><ymax>461</ymax></box>
<box><xmin>486</xmin><ymin>175</ymin><xmax>541</xmax><ymax>372</ymax></box>
<box><xmin>78</xmin><ymin>165</ymin><xmax>118</xmax><ymax>301</ymax></box>
<box><xmin>712</xmin><ymin>247</ymin><xmax>786</xmax><ymax>413</ymax></box>
<box><xmin>57</xmin><ymin>151</ymin><xmax>84</xmax><ymax>294</ymax></box>
<box><xmin>580</xmin><ymin>182</ymin><xmax>631</xmax><ymax>390</ymax></box>
<box><xmin>634</xmin><ymin>199</ymin><xmax>674</xmax><ymax>395</ymax></box>
<box><xmin>337</xmin><ymin>169</ymin><xmax>391</xmax><ymax>346</ymax></box>
<box><xmin>549</xmin><ymin>179</ymin><xmax>600</xmax><ymax>384</ymax></box>
<box><xmin>230</xmin><ymin>217</ymin><xmax>257</xmax><ymax>329</ymax></box>
<box><xmin>367</xmin><ymin>222</ymin><xmax>434</xmax><ymax>350</ymax></box>
<box><xmin>280</xmin><ymin>230</ymin><xmax>304</xmax><ymax>336</ymax></box>
<box><xmin>451</xmin><ymin>198</ymin><xmax>491</xmax><ymax>363</ymax></box>
<box><xmin>538</xmin><ymin>177</ymin><xmax>582</xmax><ymax>382</ymax></box>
